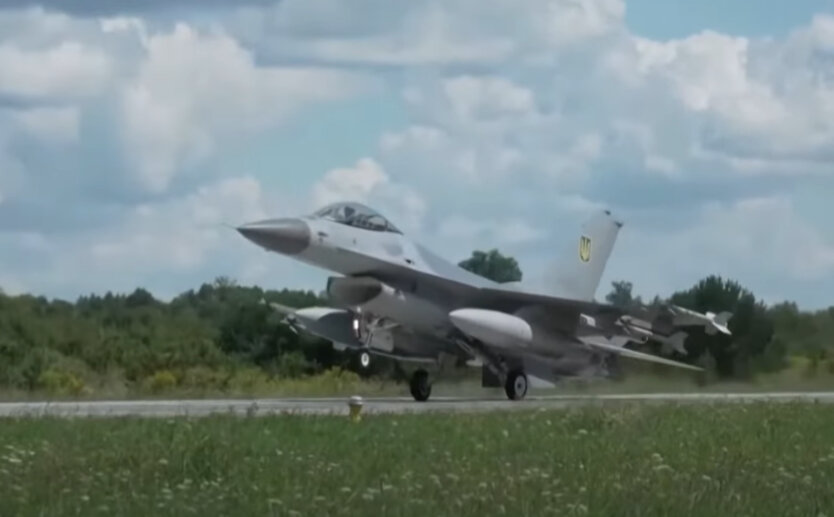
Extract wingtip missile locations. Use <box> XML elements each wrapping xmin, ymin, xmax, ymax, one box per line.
<box><xmin>670</xmin><ymin>305</ymin><xmax>734</xmax><ymax>336</ymax></box>
<box><xmin>705</xmin><ymin>311</ymin><xmax>733</xmax><ymax>336</ymax></box>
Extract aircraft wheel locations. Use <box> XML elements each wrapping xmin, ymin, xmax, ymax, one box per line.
<box><xmin>504</xmin><ymin>370</ymin><xmax>528</xmax><ymax>401</ymax></box>
<box><xmin>358</xmin><ymin>351</ymin><xmax>371</xmax><ymax>369</ymax></box>
<box><xmin>409</xmin><ymin>369</ymin><xmax>432</xmax><ymax>402</ymax></box>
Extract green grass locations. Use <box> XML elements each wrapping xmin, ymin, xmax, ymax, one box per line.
<box><xmin>2</xmin><ymin>403</ymin><xmax>834</xmax><ymax>516</ymax></box>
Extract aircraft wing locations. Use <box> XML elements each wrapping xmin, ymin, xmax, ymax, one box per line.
<box><xmin>579</xmin><ymin>334</ymin><xmax>703</xmax><ymax>372</ymax></box>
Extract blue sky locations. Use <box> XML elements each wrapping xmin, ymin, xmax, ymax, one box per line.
<box><xmin>626</xmin><ymin>0</ymin><xmax>833</xmax><ymax>38</ymax></box>
<box><xmin>1</xmin><ymin>0</ymin><xmax>834</xmax><ymax>309</ymax></box>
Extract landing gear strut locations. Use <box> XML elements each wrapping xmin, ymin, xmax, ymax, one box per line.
<box><xmin>409</xmin><ymin>369</ymin><xmax>432</xmax><ymax>402</ymax></box>
<box><xmin>504</xmin><ymin>369</ymin><xmax>528</xmax><ymax>401</ymax></box>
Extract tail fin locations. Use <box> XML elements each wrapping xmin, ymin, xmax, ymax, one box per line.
<box><xmin>544</xmin><ymin>210</ymin><xmax>623</xmax><ymax>301</ymax></box>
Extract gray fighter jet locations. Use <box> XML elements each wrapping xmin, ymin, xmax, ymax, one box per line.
<box><xmin>237</xmin><ymin>202</ymin><xmax>731</xmax><ymax>401</ymax></box>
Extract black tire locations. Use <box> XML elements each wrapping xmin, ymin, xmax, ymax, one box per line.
<box><xmin>605</xmin><ymin>354</ymin><xmax>625</xmax><ymax>382</ymax></box>
<box><xmin>409</xmin><ymin>369</ymin><xmax>431</xmax><ymax>402</ymax></box>
<box><xmin>504</xmin><ymin>369</ymin><xmax>528</xmax><ymax>401</ymax></box>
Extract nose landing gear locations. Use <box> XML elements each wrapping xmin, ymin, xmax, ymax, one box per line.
<box><xmin>358</xmin><ymin>350</ymin><xmax>371</xmax><ymax>369</ymax></box>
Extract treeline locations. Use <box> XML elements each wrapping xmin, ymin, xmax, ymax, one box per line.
<box><xmin>0</xmin><ymin>277</ymin><xmax>370</xmax><ymax>396</ymax></box>
<box><xmin>0</xmin><ymin>250</ymin><xmax>831</xmax><ymax>396</ymax></box>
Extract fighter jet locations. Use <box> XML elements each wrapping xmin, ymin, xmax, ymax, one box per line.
<box><xmin>237</xmin><ymin>202</ymin><xmax>731</xmax><ymax>401</ymax></box>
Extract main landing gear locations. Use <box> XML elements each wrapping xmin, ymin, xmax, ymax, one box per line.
<box><xmin>409</xmin><ymin>369</ymin><xmax>432</xmax><ymax>402</ymax></box>
<box><xmin>454</xmin><ymin>336</ymin><xmax>530</xmax><ymax>401</ymax></box>
<box><xmin>504</xmin><ymin>369</ymin><xmax>529</xmax><ymax>401</ymax></box>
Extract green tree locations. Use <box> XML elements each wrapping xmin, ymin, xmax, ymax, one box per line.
<box><xmin>605</xmin><ymin>280</ymin><xmax>644</xmax><ymax>309</ymax></box>
<box><xmin>458</xmin><ymin>249</ymin><xmax>522</xmax><ymax>283</ymax></box>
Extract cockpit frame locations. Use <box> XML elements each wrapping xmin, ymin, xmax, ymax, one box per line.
<box><xmin>310</xmin><ymin>202</ymin><xmax>403</xmax><ymax>234</ymax></box>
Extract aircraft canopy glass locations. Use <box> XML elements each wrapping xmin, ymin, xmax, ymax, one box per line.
<box><xmin>311</xmin><ymin>202</ymin><xmax>402</xmax><ymax>234</ymax></box>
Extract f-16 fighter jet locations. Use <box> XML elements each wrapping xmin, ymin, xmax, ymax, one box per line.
<box><xmin>237</xmin><ymin>202</ymin><xmax>731</xmax><ymax>401</ymax></box>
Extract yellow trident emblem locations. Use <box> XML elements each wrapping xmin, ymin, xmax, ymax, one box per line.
<box><xmin>579</xmin><ymin>236</ymin><xmax>591</xmax><ymax>262</ymax></box>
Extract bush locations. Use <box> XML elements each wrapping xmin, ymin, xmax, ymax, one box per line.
<box><xmin>227</xmin><ymin>367</ymin><xmax>271</xmax><ymax>394</ymax></box>
<box><xmin>274</xmin><ymin>351</ymin><xmax>316</xmax><ymax>378</ymax></box>
<box><xmin>144</xmin><ymin>370</ymin><xmax>178</xmax><ymax>393</ymax></box>
<box><xmin>37</xmin><ymin>369</ymin><xmax>86</xmax><ymax>396</ymax></box>
<box><xmin>181</xmin><ymin>366</ymin><xmax>229</xmax><ymax>391</ymax></box>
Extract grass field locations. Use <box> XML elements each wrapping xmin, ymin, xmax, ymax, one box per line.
<box><xmin>1</xmin><ymin>403</ymin><xmax>833</xmax><ymax>516</ymax></box>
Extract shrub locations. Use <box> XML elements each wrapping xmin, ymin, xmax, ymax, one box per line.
<box><xmin>144</xmin><ymin>370</ymin><xmax>178</xmax><ymax>393</ymax></box>
<box><xmin>227</xmin><ymin>367</ymin><xmax>271</xmax><ymax>394</ymax></box>
<box><xmin>37</xmin><ymin>369</ymin><xmax>86</xmax><ymax>396</ymax></box>
<box><xmin>181</xmin><ymin>366</ymin><xmax>229</xmax><ymax>391</ymax></box>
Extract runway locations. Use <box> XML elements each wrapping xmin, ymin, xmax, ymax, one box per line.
<box><xmin>1</xmin><ymin>391</ymin><xmax>834</xmax><ymax>418</ymax></box>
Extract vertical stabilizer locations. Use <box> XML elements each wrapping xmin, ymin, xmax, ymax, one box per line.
<box><xmin>544</xmin><ymin>210</ymin><xmax>623</xmax><ymax>301</ymax></box>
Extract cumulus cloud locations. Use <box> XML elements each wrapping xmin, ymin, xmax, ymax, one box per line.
<box><xmin>312</xmin><ymin>157</ymin><xmax>427</xmax><ymax>232</ymax></box>
<box><xmin>0</xmin><ymin>175</ymin><xmax>289</xmax><ymax>298</ymax></box>
<box><xmin>0</xmin><ymin>1</ymin><xmax>273</xmax><ymax>16</ymax></box>
<box><xmin>679</xmin><ymin>197</ymin><xmax>834</xmax><ymax>281</ymax></box>
<box><xmin>278</xmin><ymin>2</ymin><xmax>834</xmax><ymax>200</ymax></box>
<box><xmin>0</xmin><ymin>40</ymin><xmax>111</xmax><ymax>100</ymax></box>
<box><xmin>233</xmin><ymin>0</ymin><xmax>628</xmax><ymax>66</ymax></box>
<box><xmin>121</xmin><ymin>23</ymin><xmax>373</xmax><ymax>193</ymax></box>
<box><xmin>13</xmin><ymin>106</ymin><xmax>79</xmax><ymax>143</ymax></box>
<box><xmin>0</xmin><ymin>0</ymin><xmax>833</xmax><ymax>308</ymax></box>
<box><xmin>88</xmin><ymin>175</ymin><xmax>268</xmax><ymax>270</ymax></box>
<box><xmin>608</xmin><ymin>196</ymin><xmax>834</xmax><ymax>305</ymax></box>
<box><xmin>438</xmin><ymin>216</ymin><xmax>544</xmax><ymax>246</ymax></box>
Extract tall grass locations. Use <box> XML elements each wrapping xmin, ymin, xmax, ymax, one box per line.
<box><xmin>1</xmin><ymin>402</ymin><xmax>833</xmax><ymax>515</ymax></box>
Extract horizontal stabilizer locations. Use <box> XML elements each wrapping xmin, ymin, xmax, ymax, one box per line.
<box><xmin>266</xmin><ymin>301</ymin><xmax>296</xmax><ymax>316</ymax></box>
<box><xmin>580</xmin><ymin>335</ymin><xmax>703</xmax><ymax>372</ymax></box>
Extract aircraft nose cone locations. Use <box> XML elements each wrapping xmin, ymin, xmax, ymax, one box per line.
<box><xmin>236</xmin><ymin>218</ymin><xmax>311</xmax><ymax>255</ymax></box>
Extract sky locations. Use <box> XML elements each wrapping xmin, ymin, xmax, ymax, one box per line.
<box><xmin>1</xmin><ymin>0</ymin><xmax>834</xmax><ymax>309</ymax></box>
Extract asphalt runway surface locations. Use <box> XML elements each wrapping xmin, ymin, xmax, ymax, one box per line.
<box><xmin>1</xmin><ymin>391</ymin><xmax>833</xmax><ymax>418</ymax></box>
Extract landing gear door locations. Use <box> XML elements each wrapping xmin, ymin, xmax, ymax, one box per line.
<box><xmin>367</xmin><ymin>328</ymin><xmax>395</xmax><ymax>353</ymax></box>
<box><xmin>481</xmin><ymin>365</ymin><xmax>502</xmax><ymax>388</ymax></box>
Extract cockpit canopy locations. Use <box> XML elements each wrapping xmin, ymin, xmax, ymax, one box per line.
<box><xmin>310</xmin><ymin>202</ymin><xmax>403</xmax><ymax>234</ymax></box>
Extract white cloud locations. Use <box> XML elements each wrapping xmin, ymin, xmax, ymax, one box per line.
<box><xmin>441</xmin><ymin>75</ymin><xmax>537</xmax><ymax>126</ymax></box>
<box><xmin>438</xmin><ymin>216</ymin><xmax>544</xmax><ymax>246</ymax></box>
<box><xmin>312</xmin><ymin>157</ymin><xmax>388</xmax><ymax>207</ymax></box>
<box><xmin>121</xmin><ymin>22</ymin><xmax>373</xmax><ymax>193</ymax></box>
<box><xmin>683</xmin><ymin>197</ymin><xmax>834</xmax><ymax>281</ymax></box>
<box><xmin>609</xmin><ymin>196</ymin><xmax>834</xmax><ymax>304</ymax></box>
<box><xmin>13</xmin><ymin>106</ymin><xmax>80</xmax><ymax>144</ymax></box>
<box><xmin>312</xmin><ymin>157</ymin><xmax>427</xmax><ymax>232</ymax></box>
<box><xmin>235</xmin><ymin>0</ymin><xmax>629</xmax><ymax>66</ymax></box>
<box><xmin>0</xmin><ymin>1</ymin><xmax>832</xmax><ymax>309</ymax></box>
<box><xmin>99</xmin><ymin>16</ymin><xmax>150</xmax><ymax>46</ymax></box>
<box><xmin>89</xmin><ymin>175</ymin><xmax>269</xmax><ymax>271</ymax></box>
<box><xmin>297</xmin><ymin>4</ymin><xmax>834</xmax><ymax>195</ymax></box>
<box><xmin>0</xmin><ymin>41</ymin><xmax>111</xmax><ymax>99</ymax></box>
